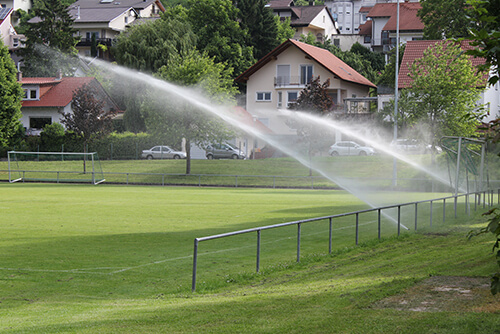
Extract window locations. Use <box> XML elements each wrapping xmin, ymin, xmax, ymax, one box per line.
<box><xmin>364</xmin><ymin>36</ymin><xmax>371</xmax><ymax>43</ymax></box>
<box><xmin>300</xmin><ymin>65</ymin><xmax>313</xmax><ymax>85</ymax></box>
<box><xmin>256</xmin><ymin>92</ymin><xmax>271</xmax><ymax>101</ymax></box>
<box><xmin>29</xmin><ymin>117</ymin><xmax>51</xmax><ymax>129</ymax></box>
<box><xmin>333</xmin><ymin>39</ymin><xmax>340</xmax><ymax>47</ymax></box>
<box><xmin>23</xmin><ymin>87</ymin><xmax>38</xmax><ymax>100</ymax></box>
<box><xmin>276</xmin><ymin>64</ymin><xmax>290</xmax><ymax>86</ymax></box>
<box><xmin>277</xmin><ymin>91</ymin><xmax>283</xmax><ymax>108</ymax></box>
<box><xmin>86</xmin><ymin>31</ymin><xmax>100</xmax><ymax>39</ymax></box>
<box><xmin>287</xmin><ymin>91</ymin><xmax>298</xmax><ymax>107</ymax></box>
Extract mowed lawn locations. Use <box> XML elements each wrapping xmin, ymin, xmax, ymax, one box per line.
<box><xmin>0</xmin><ymin>183</ymin><xmax>499</xmax><ymax>333</ymax></box>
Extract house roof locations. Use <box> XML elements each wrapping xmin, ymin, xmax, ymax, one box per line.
<box><xmin>358</xmin><ymin>20</ymin><xmax>372</xmax><ymax>36</ymax></box>
<box><xmin>267</xmin><ymin>0</ymin><xmax>294</xmax><ymax>8</ymax></box>
<box><xmin>232</xmin><ymin>106</ymin><xmax>273</xmax><ymax>135</ymax></box>
<box><xmin>367</xmin><ymin>2</ymin><xmax>423</xmax><ymax>31</ymax></box>
<box><xmin>288</xmin><ymin>5</ymin><xmax>330</xmax><ymax>27</ymax></box>
<box><xmin>68</xmin><ymin>6</ymin><xmax>132</xmax><ymax>23</ymax></box>
<box><xmin>22</xmin><ymin>77</ymin><xmax>97</xmax><ymax>108</ymax></box>
<box><xmin>235</xmin><ymin>39</ymin><xmax>376</xmax><ymax>88</ymax></box>
<box><xmin>0</xmin><ymin>7</ymin><xmax>12</xmax><ymax>21</ymax></box>
<box><xmin>398</xmin><ymin>40</ymin><xmax>489</xmax><ymax>89</ymax></box>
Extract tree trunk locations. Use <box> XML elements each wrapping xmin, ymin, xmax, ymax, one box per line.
<box><xmin>185</xmin><ymin>138</ymin><xmax>191</xmax><ymax>175</ymax></box>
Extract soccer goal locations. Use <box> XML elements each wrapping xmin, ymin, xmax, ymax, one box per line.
<box><xmin>8</xmin><ymin>151</ymin><xmax>105</xmax><ymax>185</ymax></box>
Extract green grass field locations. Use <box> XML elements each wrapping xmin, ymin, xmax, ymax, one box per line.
<box><xmin>1</xmin><ymin>182</ymin><xmax>499</xmax><ymax>333</ymax></box>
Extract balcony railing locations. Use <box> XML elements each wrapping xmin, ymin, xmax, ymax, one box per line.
<box><xmin>274</xmin><ymin>76</ymin><xmax>307</xmax><ymax>88</ymax></box>
<box><xmin>77</xmin><ymin>38</ymin><xmax>113</xmax><ymax>46</ymax></box>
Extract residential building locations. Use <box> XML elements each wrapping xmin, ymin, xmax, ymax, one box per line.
<box><xmin>362</xmin><ymin>1</ymin><xmax>423</xmax><ymax>54</ymax></box>
<box><xmin>0</xmin><ymin>0</ymin><xmax>31</xmax><ymax>14</ymax></box>
<box><xmin>0</xmin><ymin>7</ymin><xmax>24</xmax><ymax>51</ymax></box>
<box><xmin>19</xmin><ymin>74</ymin><xmax>120</xmax><ymax>135</ymax></box>
<box><xmin>235</xmin><ymin>39</ymin><xmax>376</xmax><ymax>137</ymax></box>
<box><xmin>67</xmin><ymin>0</ymin><xmax>165</xmax><ymax>59</ymax></box>
<box><xmin>396</xmin><ymin>40</ymin><xmax>499</xmax><ymax>122</ymax></box>
<box><xmin>269</xmin><ymin>1</ymin><xmax>339</xmax><ymax>42</ymax></box>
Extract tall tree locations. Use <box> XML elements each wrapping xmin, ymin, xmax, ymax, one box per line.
<box><xmin>399</xmin><ymin>41</ymin><xmax>485</xmax><ymax>155</ymax></box>
<box><xmin>60</xmin><ymin>82</ymin><xmax>116</xmax><ymax>155</ymax></box>
<box><xmin>235</xmin><ymin>0</ymin><xmax>279</xmax><ymax>60</ymax></box>
<box><xmin>143</xmin><ymin>50</ymin><xmax>238</xmax><ymax>174</ymax></box>
<box><xmin>418</xmin><ymin>0</ymin><xmax>472</xmax><ymax>39</ymax></box>
<box><xmin>466</xmin><ymin>0</ymin><xmax>500</xmax><ymax>86</ymax></box>
<box><xmin>288</xmin><ymin>76</ymin><xmax>333</xmax><ymax>172</ymax></box>
<box><xmin>113</xmin><ymin>15</ymin><xmax>196</xmax><ymax>73</ymax></box>
<box><xmin>0</xmin><ymin>39</ymin><xmax>23</xmax><ymax>148</ymax></box>
<box><xmin>20</xmin><ymin>0</ymin><xmax>80</xmax><ymax>77</ymax></box>
<box><xmin>186</xmin><ymin>0</ymin><xmax>255</xmax><ymax>76</ymax></box>
<box><xmin>275</xmin><ymin>16</ymin><xmax>295</xmax><ymax>43</ymax></box>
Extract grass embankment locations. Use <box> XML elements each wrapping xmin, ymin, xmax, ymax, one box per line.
<box><xmin>0</xmin><ymin>183</ymin><xmax>498</xmax><ymax>333</ymax></box>
<box><xmin>0</xmin><ymin>155</ymin><xmax>447</xmax><ymax>190</ymax></box>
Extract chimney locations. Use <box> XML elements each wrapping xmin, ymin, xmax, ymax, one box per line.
<box><xmin>56</xmin><ymin>69</ymin><xmax>62</xmax><ymax>81</ymax></box>
<box><xmin>77</xmin><ymin>5</ymin><xmax>80</xmax><ymax>19</ymax></box>
<box><xmin>17</xmin><ymin>71</ymin><xmax>22</xmax><ymax>82</ymax></box>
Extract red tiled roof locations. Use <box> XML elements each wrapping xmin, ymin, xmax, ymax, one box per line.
<box><xmin>21</xmin><ymin>77</ymin><xmax>97</xmax><ymax>108</ymax></box>
<box><xmin>398</xmin><ymin>40</ymin><xmax>489</xmax><ymax>89</ymax></box>
<box><xmin>235</xmin><ymin>39</ymin><xmax>376</xmax><ymax>88</ymax></box>
<box><xmin>232</xmin><ymin>106</ymin><xmax>273</xmax><ymax>134</ymax></box>
<box><xmin>359</xmin><ymin>6</ymin><xmax>372</xmax><ymax>13</ymax></box>
<box><xmin>358</xmin><ymin>20</ymin><xmax>372</xmax><ymax>36</ymax></box>
<box><xmin>367</xmin><ymin>2</ymin><xmax>423</xmax><ymax>31</ymax></box>
<box><xmin>267</xmin><ymin>0</ymin><xmax>294</xmax><ymax>8</ymax></box>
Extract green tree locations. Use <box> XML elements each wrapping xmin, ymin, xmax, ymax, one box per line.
<box><xmin>113</xmin><ymin>15</ymin><xmax>196</xmax><ymax>73</ymax></box>
<box><xmin>275</xmin><ymin>16</ymin><xmax>295</xmax><ymax>43</ymax></box>
<box><xmin>0</xmin><ymin>39</ymin><xmax>23</xmax><ymax>148</ymax></box>
<box><xmin>466</xmin><ymin>0</ymin><xmax>500</xmax><ymax>86</ymax></box>
<box><xmin>418</xmin><ymin>0</ymin><xmax>472</xmax><ymax>39</ymax></box>
<box><xmin>186</xmin><ymin>0</ymin><xmax>255</xmax><ymax>76</ymax></box>
<box><xmin>20</xmin><ymin>0</ymin><xmax>80</xmax><ymax>77</ymax></box>
<box><xmin>235</xmin><ymin>0</ymin><xmax>279</xmax><ymax>60</ymax></box>
<box><xmin>288</xmin><ymin>76</ymin><xmax>333</xmax><ymax>173</ymax></box>
<box><xmin>399</xmin><ymin>41</ymin><xmax>485</xmax><ymax>154</ymax></box>
<box><xmin>60</xmin><ymin>83</ymin><xmax>116</xmax><ymax>159</ymax></box>
<box><xmin>377</xmin><ymin>44</ymin><xmax>405</xmax><ymax>88</ymax></box>
<box><xmin>144</xmin><ymin>50</ymin><xmax>237</xmax><ymax>174</ymax></box>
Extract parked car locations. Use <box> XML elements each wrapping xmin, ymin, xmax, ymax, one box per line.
<box><xmin>141</xmin><ymin>146</ymin><xmax>186</xmax><ymax>160</ymax></box>
<box><xmin>206</xmin><ymin>143</ymin><xmax>245</xmax><ymax>160</ymax></box>
<box><xmin>328</xmin><ymin>141</ymin><xmax>375</xmax><ymax>156</ymax></box>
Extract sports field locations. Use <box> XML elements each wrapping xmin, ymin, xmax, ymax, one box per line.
<box><xmin>1</xmin><ymin>182</ymin><xmax>499</xmax><ymax>333</ymax></box>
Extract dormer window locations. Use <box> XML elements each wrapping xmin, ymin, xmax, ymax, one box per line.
<box><xmin>23</xmin><ymin>87</ymin><xmax>39</xmax><ymax>100</ymax></box>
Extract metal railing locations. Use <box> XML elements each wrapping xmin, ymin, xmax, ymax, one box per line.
<box><xmin>191</xmin><ymin>189</ymin><xmax>500</xmax><ymax>292</ymax></box>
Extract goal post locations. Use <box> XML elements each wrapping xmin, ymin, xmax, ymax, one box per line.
<box><xmin>8</xmin><ymin>151</ymin><xmax>105</xmax><ymax>185</ymax></box>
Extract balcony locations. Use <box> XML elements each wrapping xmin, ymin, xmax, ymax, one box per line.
<box><xmin>274</xmin><ymin>76</ymin><xmax>308</xmax><ymax>88</ymax></box>
<box><xmin>77</xmin><ymin>38</ymin><xmax>113</xmax><ymax>47</ymax></box>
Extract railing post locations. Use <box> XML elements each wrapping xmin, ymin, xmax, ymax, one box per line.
<box><xmin>235</xmin><ymin>176</ymin><xmax>238</xmax><ymax>188</ymax></box>
<box><xmin>454</xmin><ymin>196</ymin><xmax>458</xmax><ymax>218</ymax></box>
<box><xmin>297</xmin><ymin>223</ymin><xmax>301</xmax><ymax>262</ymax></box>
<box><xmin>414</xmin><ymin>203</ymin><xmax>418</xmax><ymax>230</ymax></box>
<box><xmin>356</xmin><ymin>213</ymin><xmax>359</xmax><ymax>245</ymax></box>
<box><xmin>378</xmin><ymin>209</ymin><xmax>381</xmax><ymax>240</ymax></box>
<box><xmin>483</xmin><ymin>191</ymin><xmax>486</xmax><ymax>209</ymax></box>
<box><xmin>397</xmin><ymin>206</ymin><xmax>401</xmax><ymax>236</ymax></box>
<box><xmin>430</xmin><ymin>201</ymin><xmax>433</xmax><ymax>227</ymax></box>
<box><xmin>329</xmin><ymin>217</ymin><xmax>332</xmax><ymax>254</ymax></box>
<box><xmin>192</xmin><ymin>239</ymin><xmax>199</xmax><ymax>292</ymax></box>
<box><xmin>256</xmin><ymin>230</ymin><xmax>261</xmax><ymax>272</ymax></box>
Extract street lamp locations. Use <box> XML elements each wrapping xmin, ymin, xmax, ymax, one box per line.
<box><xmin>392</xmin><ymin>0</ymin><xmax>400</xmax><ymax>187</ymax></box>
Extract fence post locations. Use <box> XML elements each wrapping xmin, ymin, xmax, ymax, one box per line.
<box><xmin>414</xmin><ymin>203</ymin><xmax>418</xmax><ymax>230</ymax></box>
<box><xmin>235</xmin><ymin>176</ymin><xmax>238</xmax><ymax>188</ymax></box>
<box><xmin>397</xmin><ymin>206</ymin><xmax>401</xmax><ymax>236</ymax></box>
<box><xmin>192</xmin><ymin>239</ymin><xmax>199</xmax><ymax>292</ymax></box>
<box><xmin>329</xmin><ymin>217</ymin><xmax>332</xmax><ymax>254</ymax></box>
<box><xmin>297</xmin><ymin>223</ymin><xmax>301</xmax><ymax>262</ymax></box>
<box><xmin>378</xmin><ymin>209</ymin><xmax>381</xmax><ymax>240</ymax></box>
<box><xmin>356</xmin><ymin>213</ymin><xmax>359</xmax><ymax>245</ymax></box>
<box><xmin>430</xmin><ymin>201</ymin><xmax>433</xmax><ymax>227</ymax></box>
<box><xmin>256</xmin><ymin>230</ymin><xmax>261</xmax><ymax>273</ymax></box>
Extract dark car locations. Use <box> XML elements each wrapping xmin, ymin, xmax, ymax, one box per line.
<box><xmin>206</xmin><ymin>143</ymin><xmax>245</xmax><ymax>160</ymax></box>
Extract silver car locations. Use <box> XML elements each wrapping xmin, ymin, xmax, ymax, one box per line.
<box><xmin>141</xmin><ymin>146</ymin><xmax>186</xmax><ymax>160</ymax></box>
<box><xmin>329</xmin><ymin>141</ymin><xmax>375</xmax><ymax>156</ymax></box>
<box><xmin>206</xmin><ymin>143</ymin><xmax>245</xmax><ymax>160</ymax></box>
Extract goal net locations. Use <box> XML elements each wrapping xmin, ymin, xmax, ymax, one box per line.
<box><xmin>8</xmin><ymin>151</ymin><xmax>105</xmax><ymax>185</ymax></box>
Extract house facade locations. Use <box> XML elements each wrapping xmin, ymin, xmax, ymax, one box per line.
<box><xmin>67</xmin><ymin>0</ymin><xmax>164</xmax><ymax>59</ymax></box>
<box><xmin>235</xmin><ymin>39</ymin><xmax>376</xmax><ymax>136</ymax></box>
<box><xmin>20</xmin><ymin>75</ymin><xmax>120</xmax><ymax>135</ymax></box>
<box><xmin>396</xmin><ymin>40</ymin><xmax>500</xmax><ymax>123</ymax></box>
<box><xmin>269</xmin><ymin>1</ymin><xmax>339</xmax><ymax>42</ymax></box>
<box><xmin>0</xmin><ymin>7</ymin><xmax>24</xmax><ymax>51</ymax></box>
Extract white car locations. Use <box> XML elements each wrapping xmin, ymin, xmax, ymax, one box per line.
<box><xmin>141</xmin><ymin>146</ymin><xmax>186</xmax><ymax>160</ymax></box>
<box><xmin>329</xmin><ymin>141</ymin><xmax>375</xmax><ymax>156</ymax></box>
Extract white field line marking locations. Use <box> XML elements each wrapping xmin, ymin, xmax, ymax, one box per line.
<box><xmin>0</xmin><ymin>219</ymin><xmax>383</xmax><ymax>276</ymax></box>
